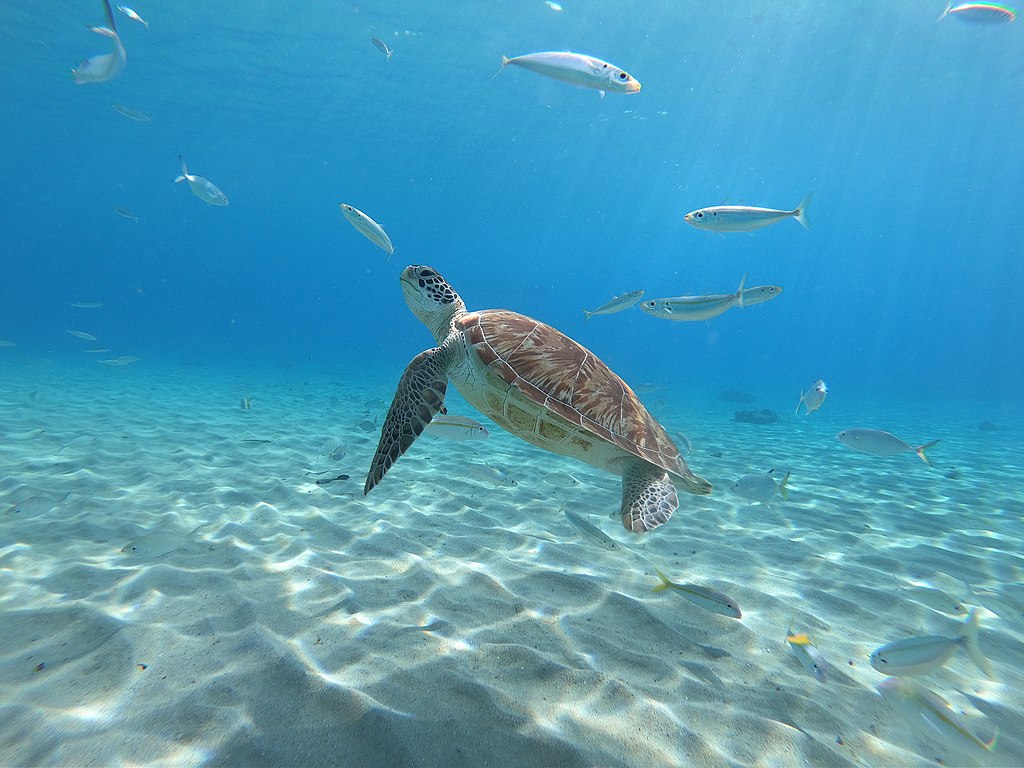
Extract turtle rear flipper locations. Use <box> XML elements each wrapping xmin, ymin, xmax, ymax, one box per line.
<box><xmin>620</xmin><ymin>459</ymin><xmax>678</xmax><ymax>533</ymax></box>
<box><xmin>364</xmin><ymin>348</ymin><xmax>448</xmax><ymax>495</ymax></box>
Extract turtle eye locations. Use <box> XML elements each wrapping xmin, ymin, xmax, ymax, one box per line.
<box><xmin>419</xmin><ymin>268</ymin><xmax>435</xmax><ymax>277</ymax></box>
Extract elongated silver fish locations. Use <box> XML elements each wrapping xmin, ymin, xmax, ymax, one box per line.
<box><xmin>111</xmin><ymin>103</ymin><xmax>151</xmax><ymax>122</ymax></box>
<box><xmin>939</xmin><ymin>2</ymin><xmax>1016</xmax><ymax>23</ymax></box>
<box><xmin>564</xmin><ymin>509</ymin><xmax>619</xmax><ymax>551</ymax></box>
<box><xmin>175</xmin><ymin>156</ymin><xmax>229</xmax><ymax>206</ymax></box>
<box><xmin>340</xmin><ymin>204</ymin><xmax>394</xmax><ymax>258</ymax></box>
<box><xmin>116</xmin><ymin>5</ymin><xmax>149</xmax><ymax>29</ymax></box>
<box><xmin>72</xmin><ymin>0</ymin><xmax>126</xmax><ymax>84</ymax></box>
<box><xmin>424</xmin><ymin>414</ymin><xmax>489</xmax><ymax>441</ymax></box>
<box><xmin>67</xmin><ymin>330</ymin><xmax>98</xmax><ymax>341</ymax></box>
<box><xmin>786</xmin><ymin>629</ymin><xmax>829</xmax><ymax>682</ymax></box>
<box><xmin>370</xmin><ymin>36</ymin><xmax>393</xmax><ymax>60</ymax></box>
<box><xmin>684</xmin><ymin>193</ymin><xmax>812</xmax><ymax>233</ymax></box>
<box><xmin>653</xmin><ymin>568</ymin><xmax>742</xmax><ymax>619</ymax></box>
<box><xmin>496</xmin><ymin>52</ymin><xmax>641</xmax><ymax>94</ymax></box>
<box><xmin>796</xmin><ymin>379</ymin><xmax>827</xmax><ymax>415</ymax></box>
<box><xmin>877</xmin><ymin>678</ymin><xmax>998</xmax><ymax>752</ymax></box>
<box><xmin>583</xmin><ymin>290</ymin><xmax>644</xmax><ymax>321</ymax></box>
<box><xmin>640</xmin><ymin>274</ymin><xmax>747</xmax><ymax>321</ymax></box>
<box><xmin>836</xmin><ymin>429</ymin><xmax>939</xmax><ymax>465</ymax></box>
<box><xmin>870</xmin><ymin>608</ymin><xmax>991</xmax><ymax>678</ymax></box>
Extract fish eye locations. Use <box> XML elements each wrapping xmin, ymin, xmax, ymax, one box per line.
<box><xmin>695</xmin><ymin>212</ymin><xmax>704</xmax><ymax>219</ymax></box>
<box><xmin>618</xmin><ymin>72</ymin><xmax>628</xmax><ymax>80</ymax></box>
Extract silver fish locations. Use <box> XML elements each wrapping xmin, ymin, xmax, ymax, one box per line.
<box><xmin>116</xmin><ymin>5</ymin><xmax>149</xmax><ymax>29</ymax></box>
<box><xmin>466</xmin><ymin>463</ymin><xmax>518</xmax><ymax>487</ymax></box>
<box><xmin>939</xmin><ymin>2</ymin><xmax>1016</xmax><ymax>23</ymax></box>
<box><xmin>740</xmin><ymin>284</ymin><xmax>783</xmax><ymax>306</ymax></box>
<box><xmin>786</xmin><ymin>629</ymin><xmax>829</xmax><ymax>682</ymax></box>
<box><xmin>582</xmin><ymin>290</ymin><xmax>644</xmax><ymax>321</ymax></box>
<box><xmin>496</xmin><ymin>52</ymin><xmax>641</xmax><ymax>94</ymax></box>
<box><xmin>730</xmin><ymin>469</ymin><xmax>789</xmax><ymax>503</ymax></box>
<box><xmin>72</xmin><ymin>0</ymin><xmax>126</xmax><ymax>84</ymax></box>
<box><xmin>0</xmin><ymin>340</ymin><xmax>15</xmax><ymax>347</ymax></box>
<box><xmin>836</xmin><ymin>429</ymin><xmax>939</xmax><ymax>465</ymax></box>
<box><xmin>424</xmin><ymin>414</ymin><xmax>489</xmax><ymax>441</ymax></box>
<box><xmin>113</xmin><ymin>207</ymin><xmax>138</xmax><ymax>221</ymax></box>
<box><xmin>563</xmin><ymin>509</ymin><xmax>619</xmax><ymax>551</ymax></box>
<box><xmin>370</xmin><ymin>36</ymin><xmax>393</xmax><ymax>60</ymax></box>
<box><xmin>684</xmin><ymin>194</ymin><xmax>812</xmax><ymax>233</ymax></box>
<box><xmin>66</xmin><ymin>330</ymin><xmax>98</xmax><ymax>341</ymax></box>
<box><xmin>122</xmin><ymin>523</ymin><xmax>210</xmax><ymax>558</ymax></box>
<box><xmin>69</xmin><ymin>301</ymin><xmax>103</xmax><ymax>308</ymax></box>
<box><xmin>340</xmin><ymin>203</ymin><xmax>394</xmax><ymax>257</ymax></box>
<box><xmin>877</xmin><ymin>678</ymin><xmax>998</xmax><ymax>752</ymax></box>
<box><xmin>870</xmin><ymin>608</ymin><xmax>991</xmax><ymax>678</ymax></box>
<box><xmin>175</xmin><ymin>156</ymin><xmax>229</xmax><ymax>206</ymax></box>
<box><xmin>653</xmin><ymin>569</ymin><xmax>742</xmax><ymax>619</ymax></box>
<box><xmin>640</xmin><ymin>274</ymin><xmax>746</xmax><ymax>321</ymax></box>
<box><xmin>796</xmin><ymin>379</ymin><xmax>827</xmax><ymax>415</ymax></box>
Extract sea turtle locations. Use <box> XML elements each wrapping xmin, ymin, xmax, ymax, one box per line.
<box><xmin>364</xmin><ymin>265</ymin><xmax>712</xmax><ymax>533</ymax></box>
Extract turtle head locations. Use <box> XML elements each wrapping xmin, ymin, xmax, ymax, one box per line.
<box><xmin>400</xmin><ymin>265</ymin><xmax>466</xmax><ymax>341</ymax></box>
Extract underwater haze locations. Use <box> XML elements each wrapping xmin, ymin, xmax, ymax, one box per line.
<box><xmin>2</xmin><ymin>1</ymin><xmax>1024</xmax><ymax>767</ymax></box>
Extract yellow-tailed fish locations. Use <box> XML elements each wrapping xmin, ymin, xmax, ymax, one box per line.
<box><xmin>582</xmin><ymin>290</ymin><xmax>644</xmax><ymax>321</ymax></box>
<box><xmin>495</xmin><ymin>52</ymin><xmax>640</xmax><ymax>95</ymax></box>
<box><xmin>563</xmin><ymin>508</ymin><xmax>619</xmax><ymax>551</ymax></box>
<box><xmin>796</xmin><ymin>379</ymin><xmax>827</xmax><ymax>415</ymax></box>
<box><xmin>653</xmin><ymin>568</ymin><xmax>742</xmax><ymax>619</ymax></box>
<box><xmin>869</xmin><ymin>608</ymin><xmax>992</xmax><ymax>678</ymax></box>
<box><xmin>424</xmin><ymin>414</ymin><xmax>489</xmax><ymax>440</ymax></box>
<box><xmin>877</xmin><ymin>677</ymin><xmax>998</xmax><ymax>752</ymax></box>
<box><xmin>684</xmin><ymin>194</ymin><xmax>811</xmax><ymax>233</ymax></box>
<box><xmin>339</xmin><ymin>203</ymin><xmax>394</xmax><ymax>258</ymax></box>
<box><xmin>175</xmin><ymin>156</ymin><xmax>229</xmax><ymax>206</ymax></box>
<box><xmin>72</xmin><ymin>0</ymin><xmax>126</xmax><ymax>84</ymax></box>
<box><xmin>836</xmin><ymin>429</ymin><xmax>939</xmax><ymax>465</ymax></box>
<box><xmin>786</xmin><ymin>629</ymin><xmax>829</xmax><ymax>682</ymax></box>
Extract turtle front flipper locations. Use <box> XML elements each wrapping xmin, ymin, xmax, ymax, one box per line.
<box><xmin>620</xmin><ymin>459</ymin><xmax>678</xmax><ymax>533</ymax></box>
<box><xmin>364</xmin><ymin>348</ymin><xmax>448</xmax><ymax>495</ymax></box>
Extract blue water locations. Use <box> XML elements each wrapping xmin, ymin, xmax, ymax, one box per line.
<box><xmin>2</xmin><ymin>0</ymin><xmax>1021</xmax><ymax>411</ymax></box>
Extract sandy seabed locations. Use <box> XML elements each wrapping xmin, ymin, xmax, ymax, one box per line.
<box><xmin>1</xmin><ymin>360</ymin><xmax>1022</xmax><ymax>767</ymax></box>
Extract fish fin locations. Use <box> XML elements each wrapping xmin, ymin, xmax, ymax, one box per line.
<box><xmin>794</xmin><ymin>192</ymin><xmax>812</xmax><ymax>230</ymax></box>
<box><xmin>961</xmin><ymin>607</ymin><xmax>994</xmax><ymax>679</ymax></box>
<box><xmin>915</xmin><ymin>438</ymin><xmax>941</xmax><ymax>466</ymax></box>
<box><xmin>599</xmin><ymin>90</ymin><xmax>606</xmax><ymax>99</ymax></box>
<box><xmin>489</xmin><ymin>55</ymin><xmax>510</xmax><ymax>81</ymax></box>
<box><xmin>178</xmin><ymin>155</ymin><xmax>188</xmax><ymax>176</ymax></box>
<box><xmin>795</xmin><ymin>391</ymin><xmax>805</xmax><ymax>416</ymax></box>
<box><xmin>938</xmin><ymin>1</ymin><xmax>953</xmax><ymax>20</ymax></box>
<box><xmin>652</xmin><ymin>568</ymin><xmax>672</xmax><ymax>593</ymax></box>
<box><xmin>174</xmin><ymin>176</ymin><xmax>186</xmax><ymax>183</ymax></box>
<box><xmin>736</xmin><ymin>272</ymin><xmax>748</xmax><ymax>308</ymax></box>
<box><xmin>386</xmin><ymin>49</ymin><xmax>393</xmax><ymax>61</ymax></box>
<box><xmin>778</xmin><ymin>472</ymin><xmax>791</xmax><ymax>500</ymax></box>
<box><xmin>582</xmin><ymin>310</ymin><xmax>592</xmax><ymax>323</ymax></box>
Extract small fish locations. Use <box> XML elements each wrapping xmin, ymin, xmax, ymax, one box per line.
<box><xmin>111</xmin><ymin>103</ymin><xmax>151</xmax><ymax>122</ymax></box>
<box><xmin>684</xmin><ymin>194</ymin><xmax>812</xmax><ymax>233</ymax></box>
<box><xmin>315</xmin><ymin>474</ymin><xmax>350</xmax><ymax>486</ymax></box>
<box><xmin>730</xmin><ymin>469</ymin><xmax>790</xmax><ymax>504</ymax></box>
<box><xmin>652</xmin><ymin>568</ymin><xmax>742</xmax><ymax>619</ymax></box>
<box><xmin>542</xmin><ymin>471</ymin><xmax>581</xmax><ymax>487</ymax></box>
<box><xmin>877</xmin><ymin>677</ymin><xmax>998</xmax><ymax>752</ymax></box>
<box><xmin>870</xmin><ymin>608</ymin><xmax>992</xmax><ymax>678</ymax></box>
<box><xmin>84</xmin><ymin>347</ymin><xmax>110</xmax><ymax>353</ymax></box>
<box><xmin>545</xmin><ymin>1</ymin><xmax>564</xmax><ymax>10</ymax></box>
<box><xmin>939</xmin><ymin>2</ymin><xmax>1016</xmax><ymax>22</ymax></box>
<box><xmin>563</xmin><ymin>508</ymin><xmax>619</xmax><ymax>551</ymax></box>
<box><xmin>739</xmin><ymin>283</ymin><xmax>784</xmax><ymax>307</ymax></box>
<box><xmin>70</xmin><ymin>301</ymin><xmax>104</xmax><ymax>308</ymax></box>
<box><xmin>495</xmin><ymin>52</ymin><xmax>641</xmax><ymax>94</ymax></box>
<box><xmin>339</xmin><ymin>204</ymin><xmax>394</xmax><ymax>257</ymax></box>
<box><xmin>425</xmin><ymin>414</ymin><xmax>489</xmax><ymax>440</ymax></box>
<box><xmin>673</xmin><ymin>432</ymin><xmax>693</xmax><ymax>456</ymax></box>
<box><xmin>66</xmin><ymin>330</ymin><xmax>98</xmax><ymax>341</ymax></box>
<box><xmin>466</xmin><ymin>463</ymin><xmax>518</xmax><ymax>487</ymax></box>
<box><xmin>903</xmin><ymin>585</ymin><xmax>968</xmax><ymax>617</ymax></box>
<box><xmin>122</xmin><ymin>523</ymin><xmax>210</xmax><ymax>558</ymax></box>
<box><xmin>113</xmin><ymin>207</ymin><xmax>138</xmax><ymax>221</ymax></box>
<box><xmin>98</xmin><ymin>356</ymin><xmax>139</xmax><ymax>365</ymax></box>
<box><xmin>241</xmin><ymin>397</ymin><xmax>252</xmax><ymax>411</ymax></box>
<box><xmin>641</xmin><ymin>275</ymin><xmax>782</xmax><ymax>321</ymax></box>
<box><xmin>582</xmin><ymin>290</ymin><xmax>644</xmax><ymax>321</ymax></box>
<box><xmin>116</xmin><ymin>5</ymin><xmax>149</xmax><ymax>29</ymax></box>
<box><xmin>0</xmin><ymin>340</ymin><xmax>15</xmax><ymax>347</ymax></box>
<box><xmin>72</xmin><ymin>0</ymin><xmax>126</xmax><ymax>84</ymax></box>
<box><xmin>319</xmin><ymin>439</ymin><xmax>346</xmax><ymax>461</ymax></box>
<box><xmin>175</xmin><ymin>156</ymin><xmax>229</xmax><ymax>206</ymax></box>
<box><xmin>836</xmin><ymin>429</ymin><xmax>939</xmax><ymax>465</ymax></box>
<box><xmin>786</xmin><ymin>629</ymin><xmax>829</xmax><ymax>682</ymax></box>
<box><xmin>370</xmin><ymin>36</ymin><xmax>393</xmax><ymax>60</ymax></box>
<box><xmin>796</xmin><ymin>379</ymin><xmax>827</xmax><ymax>415</ymax></box>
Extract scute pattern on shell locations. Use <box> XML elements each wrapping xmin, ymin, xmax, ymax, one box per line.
<box><xmin>460</xmin><ymin>310</ymin><xmax>687</xmax><ymax>477</ymax></box>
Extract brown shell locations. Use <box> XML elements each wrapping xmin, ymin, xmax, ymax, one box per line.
<box><xmin>458</xmin><ymin>310</ymin><xmax>687</xmax><ymax>478</ymax></box>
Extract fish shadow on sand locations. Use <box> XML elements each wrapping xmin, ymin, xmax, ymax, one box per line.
<box><xmin>733</xmin><ymin>408</ymin><xmax>780</xmax><ymax>425</ymax></box>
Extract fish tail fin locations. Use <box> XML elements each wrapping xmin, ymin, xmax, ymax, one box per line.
<box><xmin>736</xmin><ymin>272</ymin><xmax>748</xmax><ymax>308</ymax></box>
<box><xmin>961</xmin><ymin>607</ymin><xmax>995</xmax><ymax>678</ymax></box>
<box><xmin>174</xmin><ymin>176</ymin><xmax>185</xmax><ymax>183</ymax></box>
<box><xmin>794</xmin><ymin>192</ymin><xmax>812</xmax><ymax>230</ymax></box>
<box><xmin>938</xmin><ymin>1</ymin><xmax>953</xmax><ymax>20</ymax></box>
<box><xmin>779</xmin><ymin>472</ymin><xmax>791</xmax><ymax>501</ymax></box>
<box><xmin>983</xmin><ymin>725</ymin><xmax>999</xmax><ymax>751</ymax></box>
<box><xmin>652</xmin><ymin>568</ymin><xmax>673</xmax><ymax>593</ymax></box>
<box><xmin>104</xmin><ymin>0</ymin><xmax>117</xmax><ymax>33</ymax></box>
<box><xmin>795</xmin><ymin>391</ymin><xmax>805</xmax><ymax>416</ymax></box>
<box><xmin>599</xmin><ymin>90</ymin><xmax>606</xmax><ymax>99</ymax></box>
<box><xmin>178</xmin><ymin>154</ymin><xmax>187</xmax><ymax>177</ymax></box>
<box><xmin>489</xmin><ymin>56</ymin><xmax>510</xmax><ymax>81</ymax></box>
<box><xmin>582</xmin><ymin>310</ymin><xmax>592</xmax><ymax>323</ymax></box>
<box><xmin>915</xmin><ymin>439</ymin><xmax>941</xmax><ymax>466</ymax></box>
